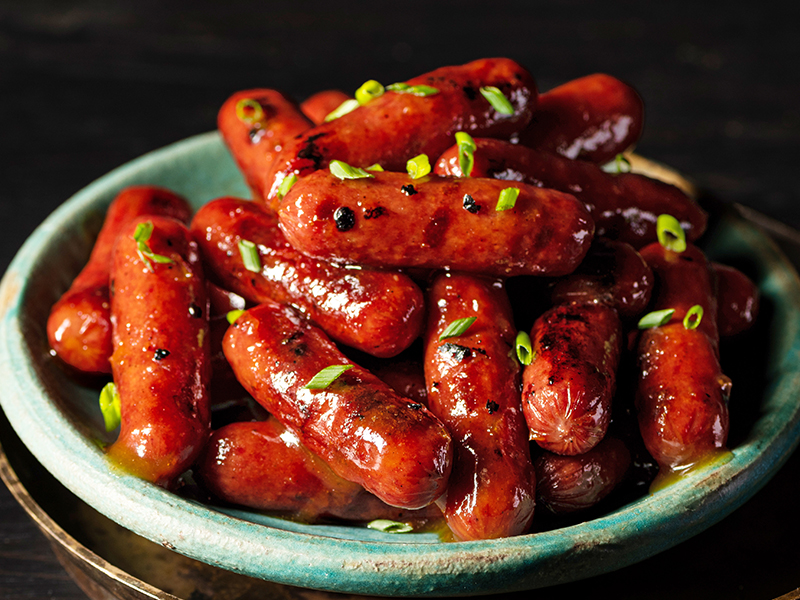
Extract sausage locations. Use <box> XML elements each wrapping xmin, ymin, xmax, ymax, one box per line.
<box><xmin>433</xmin><ymin>137</ymin><xmax>707</xmax><ymax>247</ymax></box>
<box><xmin>47</xmin><ymin>186</ymin><xmax>192</xmax><ymax>374</ymax></box>
<box><xmin>713</xmin><ymin>263</ymin><xmax>760</xmax><ymax>337</ymax></box>
<box><xmin>518</xmin><ymin>73</ymin><xmax>644</xmax><ymax>164</ymax></box>
<box><xmin>371</xmin><ymin>359</ymin><xmax>428</xmax><ymax>406</ymax></box>
<box><xmin>196</xmin><ymin>418</ymin><xmax>441</xmax><ymax>523</ymax></box>
<box><xmin>264</xmin><ymin>57</ymin><xmax>538</xmax><ymax>207</ymax></box>
<box><xmin>424</xmin><ymin>272</ymin><xmax>535</xmax><ymax>540</ymax></box>
<box><xmin>278</xmin><ymin>170</ymin><xmax>594</xmax><ymax>277</ymax></box>
<box><xmin>534</xmin><ymin>436</ymin><xmax>631</xmax><ymax>514</ymax></box>
<box><xmin>636</xmin><ymin>242</ymin><xmax>731</xmax><ymax>482</ymax></box>
<box><xmin>191</xmin><ymin>197</ymin><xmax>425</xmax><ymax>357</ymax></box>
<box><xmin>551</xmin><ymin>238</ymin><xmax>654</xmax><ymax>319</ymax></box>
<box><xmin>223</xmin><ymin>302</ymin><xmax>453</xmax><ymax>509</ymax></box>
<box><xmin>522</xmin><ymin>301</ymin><xmax>622</xmax><ymax>455</ymax></box>
<box><xmin>217</xmin><ymin>89</ymin><xmax>312</xmax><ymax>204</ymax></box>
<box><xmin>300</xmin><ymin>90</ymin><xmax>353</xmax><ymax>125</ymax></box>
<box><xmin>106</xmin><ymin>216</ymin><xmax>211</xmax><ymax>487</ymax></box>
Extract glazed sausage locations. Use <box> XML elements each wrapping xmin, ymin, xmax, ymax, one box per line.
<box><xmin>47</xmin><ymin>186</ymin><xmax>192</xmax><ymax>374</ymax></box>
<box><xmin>371</xmin><ymin>359</ymin><xmax>428</xmax><ymax>406</ymax></box>
<box><xmin>197</xmin><ymin>418</ymin><xmax>441</xmax><ymax>523</ymax></box>
<box><xmin>713</xmin><ymin>263</ymin><xmax>760</xmax><ymax>337</ymax></box>
<box><xmin>218</xmin><ymin>89</ymin><xmax>312</xmax><ymax>203</ymax></box>
<box><xmin>518</xmin><ymin>73</ymin><xmax>644</xmax><ymax>164</ymax></box>
<box><xmin>424</xmin><ymin>272</ymin><xmax>535</xmax><ymax>540</ymax></box>
<box><xmin>191</xmin><ymin>197</ymin><xmax>425</xmax><ymax>357</ymax></box>
<box><xmin>636</xmin><ymin>242</ymin><xmax>731</xmax><ymax>482</ymax></box>
<box><xmin>434</xmin><ymin>137</ymin><xmax>707</xmax><ymax>248</ymax></box>
<box><xmin>107</xmin><ymin>216</ymin><xmax>211</xmax><ymax>487</ymax></box>
<box><xmin>300</xmin><ymin>90</ymin><xmax>353</xmax><ymax>125</ymax></box>
<box><xmin>278</xmin><ymin>170</ymin><xmax>594</xmax><ymax>277</ymax></box>
<box><xmin>264</xmin><ymin>57</ymin><xmax>538</xmax><ymax>207</ymax></box>
<box><xmin>534</xmin><ymin>436</ymin><xmax>631</xmax><ymax>514</ymax></box>
<box><xmin>223</xmin><ymin>302</ymin><xmax>453</xmax><ymax>509</ymax></box>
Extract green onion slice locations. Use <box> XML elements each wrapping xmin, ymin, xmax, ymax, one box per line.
<box><xmin>601</xmin><ymin>153</ymin><xmax>633</xmax><ymax>174</ymax></box>
<box><xmin>439</xmin><ymin>316</ymin><xmax>477</xmax><ymax>341</ymax></box>
<box><xmin>133</xmin><ymin>221</ymin><xmax>174</xmax><ymax>272</ymax></box>
<box><xmin>479</xmin><ymin>86</ymin><xmax>514</xmax><ymax>115</ymax></box>
<box><xmin>656</xmin><ymin>214</ymin><xmax>687</xmax><ymax>253</ymax></box>
<box><xmin>496</xmin><ymin>187</ymin><xmax>520</xmax><ymax>211</ymax></box>
<box><xmin>238</xmin><ymin>239</ymin><xmax>261</xmax><ymax>273</ymax></box>
<box><xmin>324</xmin><ymin>98</ymin><xmax>360</xmax><ymax>122</ymax></box>
<box><xmin>99</xmin><ymin>382</ymin><xmax>121</xmax><ymax>432</ymax></box>
<box><xmin>277</xmin><ymin>173</ymin><xmax>298</xmax><ymax>199</ymax></box>
<box><xmin>304</xmin><ymin>365</ymin><xmax>354</xmax><ymax>390</ymax></box>
<box><xmin>235</xmin><ymin>98</ymin><xmax>265</xmax><ymax>125</ymax></box>
<box><xmin>683</xmin><ymin>305</ymin><xmax>704</xmax><ymax>329</ymax></box>
<box><xmin>329</xmin><ymin>160</ymin><xmax>375</xmax><ymax>180</ymax></box>
<box><xmin>366</xmin><ymin>163</ymin><xmax>384</xmax><ymax>171</ymax></box>
<box><xmin>355</xmin><ymin>79</ymin><xmax>385</xmax><ymax>105</ymax></box>
<box><xmin>406</xmin><ymin>154</ymin><xmax>431</xmax><ymax>179</ymax></box>
<box><xmin>455</xmin><ymin>131</ymin><xmax>476</xmax><ymax>177</ymax></box>
<box><xmin>386</xmin><ymin>82</ymin><xmax>440</xmax><ymax>96</ymax></box>
<box><xmin>367</xmin><ymin>519</ymin><xmax>414</xmax><ymax>534</ymax></box>
<box><xmin>226</xmin><ymin>309</ymin><xmax>246</xmax><ymax>325</ymax></box>
<box><xmin>515</xmin><ymin>331</ymin><xmax>533</xmax><ymax>365</ymax></box>
<box><xmin>638</xmin><ymin>308</ymin><xmax>675</xmax><ymax>329</ymax></box>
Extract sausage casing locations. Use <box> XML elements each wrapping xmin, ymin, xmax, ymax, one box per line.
<box><xmin>223</xmin><ymin>302</ymin><xmax>453</xmax><ymax>509</ymax></box>
<box><xmin>300</xmin><ymin>89</ymin><xmax>353</xmax><ymax>125</ymax></box>
<box><xmin>713</xmin><ymin>263</ymin><xmax>760</xmax><ymax>337</ymax></box>
<box><xmin>424</xmin><ymin>273</ymin><xmax>535</xmax><ymax>540</ymax></box>
<box><xmin>107</xmin><ymin>216</ymin><xmax>211</xmax><ymax>486</ymax></box>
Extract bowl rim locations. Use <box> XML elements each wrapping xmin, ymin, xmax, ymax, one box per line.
<box><xmin>1</xmin><ymin>131</ymin><xmax>800</xmax><ymax>596</ymax></box>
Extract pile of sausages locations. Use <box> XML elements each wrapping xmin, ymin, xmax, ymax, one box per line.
<box><xmin>46</xmin><ymin>58</ymin><xmax>760</xmax><ymax>541</ymax></box>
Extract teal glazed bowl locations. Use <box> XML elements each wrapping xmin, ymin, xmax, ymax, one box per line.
<box><xmin>1</xmin><ymin>131</ymin><xmax>799</xmax><ymax>596</ymax></box>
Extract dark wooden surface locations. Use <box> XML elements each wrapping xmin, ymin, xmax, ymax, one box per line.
<box><xmin>1</xmin><ymin>1</ymin><xmax>799</xmax><ymax>598</ymax></box>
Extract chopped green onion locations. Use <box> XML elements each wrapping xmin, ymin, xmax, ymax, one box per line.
<box><xmin>406</xmin><ymin>154</ymin><xmax>431</xmax><ymax>179</ymax></box>
<box><xmin>496</xmin><ymin>187</ymin><xmax>520</xmax><ymax>211</ymax></box>
<box><xmin>324</xmin><ymin>98</ymin><xmax>360</xmax><ymax>122</ymax></box>
<box><xmin>366</xmin><ymin>163</ymin><xmax>384</xmax><ymax>171</ymax></box>
<box><xmin>367</xmin><ymin>519</ymin><xmax>414</xmax><ymax>534</ymax></box>
<box><xmin>99</xmin><ymin>382</ymin><xmax>121</xmax><ymax>432</ymax></box>
<box><xmin>329</xmin><ymin>160</ymin><xmax>375</xmax><ymax>180</ymax></box>
<box><xmin>277</xmin><ymin>173</ymin><xmax>298</xmax><ymax>199</ymax></box>
<box><xmin>455</xmin><ymin>131</ymin><xmax>476</xmax><ymax>177</ymax></box>
<box><xmin>133</xmin><ymin>221</ymin><xmax>174</xmax><ymax>272</ymax></box>
<box><xmin>386</xmin><ymin>82</ymin><xmax>440</xmax><ymax>96</ymax></box>
<box><xmin>638</xmin><ymin>308</ymin><xmax>675</xmax><ymax>329</ymax></box>
<box><xmin>235</xmin><ymin>98</ymin><xmax>265</xmax><ymax>125</ymax></box>
<box><xmin>683</xmin><ymin>305</ymin><xmax>704</xmax><ymax>329</ymax></box>
<box><xmin>515</xmin><ymin>331</ymin><xmax>533</xmax><ymax>365</ymax></box>
<box><xmin>304</xmin><ymin>365</ymin><xmax>353</xmax><ymax>390</ymax></box>
<box><xmin>238</xmin><ymin>239</ymin><xmax>261</xmax><ymax>273</ymax></box>
<box><xmin>439</xmin><ymin>316</ymin><xmax>477</xmax><ymax>341</ymax></box>
<box><xmin>656</xmin><ymin>214</ymin><xmax>687</xmax><ymax>253</ymax></box>
<box><xmin>226</xmin><ymin>309</ymin><xmax>246</xmax><ymax>325</ymax></box>
<box><xmin>601</xmin><ymin>153</ymin><xmax>633</xmax><ymax>174</ymax></box>
<box><xmin>355</xmin><ymin>80</ymin><xmax>385</xmax><ymax>105</ymax></box>
<box><xmin>479</xmin><ymin>86</ymin><xmax>514</xmax><ymax>115</ymax></box>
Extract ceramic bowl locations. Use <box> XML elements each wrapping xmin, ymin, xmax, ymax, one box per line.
<box><xmin>1</xmin><ymin>131</ymin><xmax>799</xmax><ymax>597</ymax></box>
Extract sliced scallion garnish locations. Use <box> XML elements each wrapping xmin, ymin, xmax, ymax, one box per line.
<box><xmin>638</xmin><ymin>308</ymin><xmax>675</xmax><ymax>329</ymax></box>
<box><xmin>355</xmin><ymin>80</ymin><xmax>385</xmax><ymax>105</ymax></box>
<box><xmin>226</xmin><ymin>309</ymin><xmax>246</xmax><ymax>325</ymax></box>
<box><xmin>366</xmin><ymin>163</ymin><xmax>384</xmax><ymax>171</ymax></box>
<box><xmin>515</xmin><ymin>331</ymin><xmax>533</xmax><ymax>365</ymax></box>
<box><xmin>238</xmin><ymin>239</ymin><xmax>261</xmax><ymax>273</ymax></box>
<box><xmin>277</xmin><ymin>173</ymin><xmax>298</xmax><ymax>200</ymax></box>
<box><xmin>601</xmin><ymin>153</ymin><xmax>632</xmax><ymax>174</ymax></box>
<box><xmin>479</xmin><ymin>86</ymin><xmax>514</xmax><ymax>115</ymax></box>
<box><xmin>455</xmin><ymin>131</ymin><xmax>476</xmax><ymax>177</ymax></box>
<box><xmin>324</xmin><ymin>98</ymin><xmax>360</xmax><ymax>122</ymax></box>
<box><xmin>496</xmin><ymin>187</ymin><xmax>520</xmax><ymax>211</ymax></box>
<box><xmin>656</xmin><ymin>214</ymin><xmax>687</xmax><ymax>253</ymax></box>
<box><xmin>99</xmin><ymin>382</ymin><xmax>121</xmax><ymax>432</ymax></box>
<box><xmin>439</xmin><ymin>316</ymin><xmax>477</xmax><ymax>341</ymax></box>
<box><xmin>235</xmin><ymin>98</ymin><xmax>265</xmax><ymax>125</ymax></box>
<box><xmin>683</xmin><ymin>305</ymin><xmax>704</xmax><ymax>329</ymax></box>
<box><xmin>366</xmin><ymin>519</ymin><xmax>414</xmax><ymax>534</ymax></box>
<box><xmin>304</xmin><ymin>365</ymin><xmax>354</xmax><ymax>390</ymax></box>
<box><xmin>406</xmin><ymin>154</ymin><xmax>431</xmax><ymax>179</ymax></box>
<box><xmin>386</xmin><ymin>82</ymin><xmax>440</xmax><ymax>96</ymax></box>
<box><xmin>133</xmin><ymin>221</ymin><xmax>174</xmax><ymax>272</ymax></box>
<box><xmin>330</xmin><ymin>160</ymin><xmax>375</xmax><ymax>180</ymax></box>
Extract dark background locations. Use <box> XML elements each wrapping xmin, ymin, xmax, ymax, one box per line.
<box><xmin>1</xmin><ymin>1</ymin><xmax>799</xmax><ymax>598</ymax></box>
